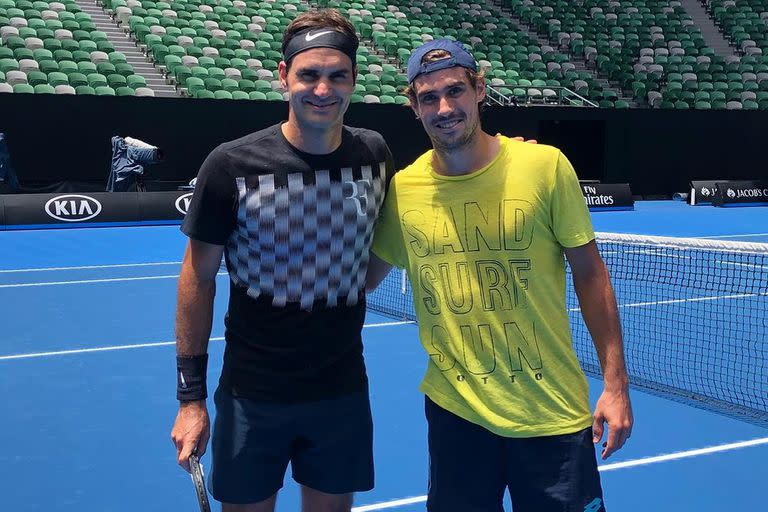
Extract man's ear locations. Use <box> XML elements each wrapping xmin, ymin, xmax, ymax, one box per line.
<box><xmin>476</xmin><ymin>75</ymin><xmax>486</xmax><ymax>102</ymax></box>
<box><xmin>278</xmin><ymin>60</ymin><xmax>288</xmax><ymax>89</ymax></box>
<box><xmin>409</xmin><ymin>95</ymin><xmax>420</xmax><ymax>118</ymax></box>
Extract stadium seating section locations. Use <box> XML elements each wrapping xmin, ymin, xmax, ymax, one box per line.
<box><xmin>0</xmin><ymin>0</ymin><xmax>765</xmax><ymax>108</ymax></box>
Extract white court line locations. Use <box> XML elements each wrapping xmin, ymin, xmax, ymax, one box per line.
<box><xmin>0</xmin><ymin>338</ymin><xmax>223</xmax><ymax>360</ymax></box>
<box><xmin>365</xmin><ymin>321</ymin><xmax>415</xmax><ymax>328</ymax></box>
<box><xmin>617</xmin><ymin>291</ymin><xmax>768</xmax><ymax>309</ymax></box>
<box><xmin>0</xmin><ymin>272</ymin><xmax>228</xmax><ymax>289</ymax></box>
<box><xmin>353</xmin><ymin>496</ymin><xmax>427</xmax><ymax>512</ymax></box>
<box><xmin>621</xmin><ymin>251</ymin><xmax>766</xmax><ymax>270</ymax></box>
<box><xmin>597</xmin><ymin>437</ymin><xmax>768</xmax><ymax>471</ymax></box>
<box><xmin>699</xmin><ymin>233</ymin><xmax>768</xmax><ymax>239</ymax></box>
<box><xmin>569</xmin><ymin>290</ymin><xmax>768</xmax><ymax>312</ymax></box>
<box><xmin>352</xmin><ymin>437</ymin><xmax>768</xmax><ymax>511</ymax></box>
<box><xmin>718</xmin><ymin>261</ymin><xmax>768</xmax><ymax>270</ymax></box>
<box><xmin>0</xmin><ymin>261</ymin><xmax>182</xmax><ymax>273</ymax></box>
<box><xmin>0</xmin><ymin>321</ymin><xmax>414</xmax><ymax>361</ymax></box>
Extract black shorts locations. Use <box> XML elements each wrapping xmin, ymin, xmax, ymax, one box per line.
<box><xmin>425</xmin><ymin>396</ymin><xmax>604</xmax><ymax>512</ymax></box>
<box><xmin>208</xmin><ymin>387</ymin><xmax>374</xmax><ymax>504</ymax></box>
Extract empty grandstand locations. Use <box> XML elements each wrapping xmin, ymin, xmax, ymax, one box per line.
<box><xmin>1</xmin><ymin>0</ymin><xmax>766</xmax><ymax>107</ymax></box>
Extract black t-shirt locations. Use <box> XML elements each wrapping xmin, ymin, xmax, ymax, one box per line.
<box><xmin>181</xmin><ymin>123</ymin><xmax>395</xmax><ymax>402</ymax></box>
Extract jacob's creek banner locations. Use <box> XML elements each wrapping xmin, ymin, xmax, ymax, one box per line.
<box><xmin>0</xmin><ymin>191</ymin><xmax>193</xmax><ymax>229</ymax></box>
<box><xmin>579</xmin><ymin>182</ymin><xmax>634</xmax><ymax>211</ymax></box>
<box><xmin>713</xmin><ymin>180</ymin><xmax>768</xmax><ymax>207</ymax></box>
<box><xmin>689</xmin><ymin>180</ymin><xmax>720</xmax><ymax>205</ymax></box>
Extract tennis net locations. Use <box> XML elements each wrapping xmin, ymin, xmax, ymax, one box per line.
<box><xmin>367</xmin><ymin>232</ymin><xmax>768</xmax><ymax>426</ymax></box>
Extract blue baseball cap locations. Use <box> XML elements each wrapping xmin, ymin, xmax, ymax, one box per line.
<box><xmin>407</xmin><ymin>39</ymin><xmax>478</xmax><ymax>84</ymax></box>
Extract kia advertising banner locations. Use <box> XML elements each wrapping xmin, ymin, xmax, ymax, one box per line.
<box><xmin>138</xmin><ymin>190</ymin><xmax>193</xmax><ymax>222</ymax></box>
<box><xmin>0</xmin><ymin>191</ymin><xmax>192</xmax><ymax>229</ymax></box>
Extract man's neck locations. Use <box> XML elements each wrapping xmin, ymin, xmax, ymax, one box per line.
<box><xmin>281</xmin><ymin>115</ymin><xmax>343</xmax><ymax>155</ymax></box>
<box><xmin>432</xmin><ymin>131</ymin><xmax>500</xmax><ymax>177</ymax></box>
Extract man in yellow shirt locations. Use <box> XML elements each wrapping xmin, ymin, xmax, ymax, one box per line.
<box><xmin>366</xmin><ymin>40</ymin><xmax>633</xmax><ymax>511</ymax></box>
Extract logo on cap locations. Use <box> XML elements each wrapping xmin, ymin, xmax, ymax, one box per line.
<box><xmin>407</xmin><ymin>39</ymin><xmax>478</xmax><ymax>83</ymax></box>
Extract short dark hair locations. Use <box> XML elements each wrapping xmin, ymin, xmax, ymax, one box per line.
<box><xmin>403</xmin><ymin>49</ymin><xmax>485</xmax><ymax>105</ymax></box>
<box><xmin>281</xmin><ymin>9</ymin><xmax>358</xmax><ymax>69</ymax></box>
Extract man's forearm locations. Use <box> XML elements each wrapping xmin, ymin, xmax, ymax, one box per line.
<box><xmin>175</xmin><ymin>265</ymin><xmax>216</xmax><ymax>357</ymax></box>
<box><xmin>365</xmin><ymin>252</ymin><xmax>394</xmax><ymax>293</ymax></box>
<box><xmin>572</xmin><ymin>264</ymin><xmax>628</xmax><ymax>392</ymax></box>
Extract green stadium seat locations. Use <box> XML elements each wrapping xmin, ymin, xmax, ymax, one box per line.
<box><xmin>193</xmin><ymin>88</ymin><xmax>215</xmax><ymax>99</ymax></box>
<box><xmin>74</xmin><ymin>84</ymin><xmax>95</xmax><ymax>95</ymax></box>
<box><xmin>13</xmin><ymin>83</ymin><xmax>34</xmax><ymax>93</ymax></box>
<box><xmin>107</xmin><ymin>73</ymin><xmax>127</xmax><ymax>89</ymax></box>
<box><xmin>87</xmin><ymin>73</ymin><xmax>107</xmax><ymax>88</ymax></box>
<box><xmin>34</xmin><ymin>84</ymin><xmax>56</xmax><ymax>94</ymax></box>
<box><xmin>127</xmin><ymin>75</ymin><xmax>147</xmax><ymax>89</ymax></box>
<box><xmin>95</xmin><ymin>86</ymin><xmax>116</xmax><ymax>96</ymax></box>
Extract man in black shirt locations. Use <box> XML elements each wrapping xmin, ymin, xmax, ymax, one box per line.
<box><xmin>170</xmin><ymin>10</ymin><xmax>394</xmax><ymax>511</ymax></box>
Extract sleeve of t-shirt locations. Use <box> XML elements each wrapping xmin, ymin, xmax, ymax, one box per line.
<box><xmin>550</xmin><ymin>151</ymin><xmax>595</xmax><ymax>248</ymax></box>
<box><xmin>371</xmin><ymin>178</ymin><xmax>407</xmax><ymax>268</ymax></box>
<box><xmin>180</xmin><ymin>146</ymin><xmax>238</xmax><ymax>245</ymax></box>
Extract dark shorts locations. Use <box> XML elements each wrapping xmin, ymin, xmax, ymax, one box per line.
<box><xmin>425</xmin><ymin>396</ymin><xmax>604</xmax><ymax>512</ymax></box>
<box><xmin>209</xmin><ymin>387</ymin><xmax>374</xmax><ymax>504</ymax></box>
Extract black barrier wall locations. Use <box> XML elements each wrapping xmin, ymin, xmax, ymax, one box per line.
<box><xmin>0</xmin><ymin>190</ymin><xmax>191</xmax><ymax>228</ymax></box>
<box><xmin>0</xmin><ymin>185</ymin><xmax>632</xmax><ymax>228</ymax></box>
<box><xmin>0</xmin><ymin>94</ymin><xmax>766</xmax><ymax>195</ymax></box>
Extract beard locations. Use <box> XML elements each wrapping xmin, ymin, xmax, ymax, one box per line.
<box><xmin>430</xmin><ymin>114</ymin><xmax>480</xmax><ymax>153</ymax></box>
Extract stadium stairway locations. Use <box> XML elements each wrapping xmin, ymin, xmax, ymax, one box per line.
<box><xmin>72</xmin><ymin>0</ymin><xmax>179</xmax><ymax>96</ymax></box>
<box><xmin>487</xmin><ymin>0</ymin><xmax>638</xmax><ymax>107</ymax></box>
<box><xmin>679</xmin><ymin>0</ymin><xmax>737</xmax><ymax>58</ymax></box>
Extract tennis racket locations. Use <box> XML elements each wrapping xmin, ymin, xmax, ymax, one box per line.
<box><xmin>189</xmin><ymin>451</ymin><xmax>211</xmax><ymax>512</ymax></box>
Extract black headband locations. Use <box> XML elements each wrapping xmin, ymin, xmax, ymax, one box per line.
<box><xmin>283</xmin><ymin>28</ymin><xmax>358</xmax><ymax>66</ymax></box>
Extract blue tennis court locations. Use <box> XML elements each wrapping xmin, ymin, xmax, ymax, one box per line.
<box><xmin>1</xmin><ymin>200</ymin><xmax>766</xmax><ymax>512</ymax></box>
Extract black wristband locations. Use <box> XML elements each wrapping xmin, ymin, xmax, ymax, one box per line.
<box><xmin>177</xmin><ymin>354</ymin><xmax>208</xmax><ymax>402</ymax></box>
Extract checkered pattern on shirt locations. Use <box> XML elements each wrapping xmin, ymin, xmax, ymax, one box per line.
<box><xmin>226</xmin><ymin>161</ymin><xmax>388</xmax><ymax>310</ymax></box>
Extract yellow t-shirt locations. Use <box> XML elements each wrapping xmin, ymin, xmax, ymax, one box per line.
<box><xmin>372</xmin><ymin>136</ymin><xmax>596</xmax><ymax>437</ymax></box>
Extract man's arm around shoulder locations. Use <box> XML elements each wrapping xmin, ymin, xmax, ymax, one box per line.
<box><xmin>170</xmin><ymin>239</ymin><xmax>224</xmax><ymax>472</ymax></box>
<box><xmin>365</xmin><ymin>252</ymin><xmax>393</xmax><ymax>293</ymax></box>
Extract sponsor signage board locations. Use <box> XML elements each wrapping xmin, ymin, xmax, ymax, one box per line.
<box><xmin>579</xmin><ymin>183</ymin><xmax>634</xmax><ymax>211</ymax></box>
<box><xmin>713</xmin><ymin>180</ymin><xmax>768</xmax><ymax>207</ymax></box>
<box><xmin>689</xmin><ymin>180</ymin><xmax>720</xmax><ymax>205</ymax></box>
<box><xmin>0</xmin><ymin>191</ymin><xmax>192</xmax><ymax>228</ymax></box>
<box><xmin>138</xmin><ymin>191</ymin><xmax>192</xmax><ymax>221</ymax></box>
